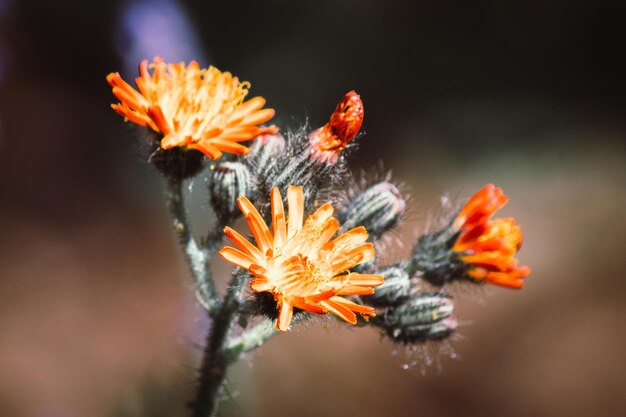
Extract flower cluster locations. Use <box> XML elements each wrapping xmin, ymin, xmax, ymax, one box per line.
<box><xmin>107</xmin><ymin>57</ymin><xmax>532</xmax><ymax>342</ymax></box>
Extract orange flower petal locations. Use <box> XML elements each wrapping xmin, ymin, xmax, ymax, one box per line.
<box><xmin>331</xmin><ymin>243</ymin><xmax>375</xmax><ymax>275</ymax></box>
<box><xmin>470</xmin><ymin>266</ymin><xmax>531</xmax><ymax>289</ymax></box>
<box><xmin>304</xmin><ymin>289</ymin><xmax>338</xmax><ymax>303</ymax></box>
<box><xmin>219</xmin><ymin>126</ymin><xmax>265</xmax><ymax>142</ymax></box>
<box><xmin>306</xmin><ymin>203</ymin><xmax>335</xmax><ymax>228</ymax></box>
<box><xmin>208</xmin><ymin>138</ymin><xmax>251</xmax><ymax>155</ymax></box>
<box><xmin>345</xmin><ymin>273</ymin><xmax>385</xmax><ymax>286</ymax></box>
<box><xmin>287</xmin><ymin>186</ymin><xmax>304</xmax><ymax>238</ymax></box>
<box><xmin>111</xmin><ymin>104</ymin><xmax>151</xmax><ymax>127</ymax></box>
<box><xmin>249</xmin><ymin>264</ymin><xmax>268</xmax><ymax>277</ymax></box>
<box><xmin>238</xmin><ymin>197</ymin><xmax>273</xmax><ymax>255</ymax></box>
<box><xmin>223</xmin><ymin>226</ymin><xmax>264</xmax><ymax>261</ymax></box>
<box><xmin>270</xmin><ymin>187</ymin><xmax>287</xmax><ymax>248</ymax></box>
<box><xmin>336</xmin><ymin>285</ymin><xmax>375</xmax><ymax>296</ymax></box>
<box><xmin>320</xmin><ymin>226</ymin><xmax>369</xmax><ymax>259</ymax></box>
<box><xmin>227</xmin><ymin>96</ymin><xmax>267</xmax><ymax>124</ymax></box>
<box><xmin>250</xmin><ymin>276</ymin><xmax>272</xmax><ymax>292</ymax></box>
<box><xmin>461</xmin><ymin>252</ymin><xmax>518</xmax><ymax>271</ymax></box>
<box><xmin>320</xmin><ymin>299</ymin><xmax>357</xmax><ymax>324</ymax></box>
<box><xmin>290</xmin><ymin>297</ymin><xmax>328</xmax><ymax>314</ymax></box>
<box><xmin>240</xmin><ymin>108</ymin><xmax>276</xmax><ymax>127</ymax></box>
<box><xmin>276</xmin><ymin>298</ymin><xmax>294</xmax><ymax>332</ymax></box>
<box><xmin>187</xmin><ymin>142</ymin><xmax>223</xmax><ymax>159</ymax></box>
<box><xmin>330</xmin><ymin>296</ymin><xmax>376</xmax><ymax>317</ymax></box>
<box><xmin>454</xmin><ymin>184</ymin><xmax>508</xmax><ymax>230</ymax></box>
<box><xmin>219</xmin><ymin>246</ymin><xmax>256</xmax><ymax>270</ymax></box>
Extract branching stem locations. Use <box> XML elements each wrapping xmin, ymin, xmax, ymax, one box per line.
<box><xmin>166</xmin><ymin>177</ymin><xmax>280</xmax><ymax>417</ymax></box>
<box><xmin>225</xmin><ymin>320</ymin><xmax>279</xmax><ymax>362</ymax></box>
<box><xmin>165</xmin><ymin>178</ymin><xmax>220</xmax><ymax>313</ymax></box>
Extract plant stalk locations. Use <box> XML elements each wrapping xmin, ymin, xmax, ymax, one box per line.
<box><xmin>165</xmin><ymin>178</ymin><xmax>220</xmax><ymax>313</ymax></box>
<box><xmin>191</xmin><ymin>269</ymin><xmax>247</xmax><ymax>417</ymax></box>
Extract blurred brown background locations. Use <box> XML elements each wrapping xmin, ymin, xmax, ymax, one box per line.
<box><xmin>0</xmin><ymin>0</ymin><xmax>625</xmax><ymax>416</ymax></box>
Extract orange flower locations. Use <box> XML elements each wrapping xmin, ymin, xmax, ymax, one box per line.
<box><xmin>219</xmin><ymin>185</ymin><xmax>383</xmax><ymax>331</ymax></box>
<box><xmin>106</xmin><ymin>57</ymin><xmax>278</xmax><ymax>159</ymax></box>
<box><xmin>309</xmin><ymin>91</ymin><xmax>364</xmax><ymax>163</ymax></box>
<box><xmin>452</xmin><ymin>184</ymin><xmax>531</xmax><ymax>288</ymax></box>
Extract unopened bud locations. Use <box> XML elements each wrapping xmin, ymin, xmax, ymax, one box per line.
<box><xmin>342</xmin><ymin>182</ymin><xmax>406</xmax><ymax>238</ymax></box>
<box><xmin>309</xmin><ymin>91</ymin><xmax>364</xmax><ymax>164</ymax></box>
<box><xmin>384</xmin><ymin>294</ymin><xmax>457</xmax><ymax>342</ymax></box>
<box><xmin>365</xmin><ymin>265</ymin><xmax>411</xmax><ymax>307</ymax></box>
<box><xmin>248</xmin><ymin>133</ymin><xmax>286</xmax><ymax>177</ymax></box>
<box><xmin>210</xmin><ymin>162</ymin><xmax>253</xmax><ymax>223</ymax></box>
<box><xmin>410</xmin><ymin>229</ymin><xmax>459</xmax><ymax>286</ymax></box>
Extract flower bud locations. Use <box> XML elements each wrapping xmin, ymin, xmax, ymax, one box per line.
<box><xmin>410</xmin><ymin>230</ymin><xmax>459</xmax><ymax>286</ymax></box>
<box><xmin>309</xmin><ymin>91</ymin><xmax>364</xmax><ymax>164</ymax></box>
<box><xmin>384</xmin><ymin>294</ymin><xmax>457</xmax><ymax>342</ymax></box>
<box><xmin>210</xmin><ymin>162</ymin><xmax>253</xmax><ymax>223</ymax></box>
<box><xmin>248</xmin><ymin>133</ymin><xmax>286</xmax><ymax>178</ymax></box>
<box><xmin>365</xmin><ymin>264</ymin><xmax>410</xmax><ymax>307</ymax></box>
<box><xmin>411</xmin><ymin>184</ymin><xmax>531</xmax><ymax>289</ymax></box>
<box><xmin>342</xmin><ymin>182</ymin><xmax>406</xmax><ymax>238</ymax></box>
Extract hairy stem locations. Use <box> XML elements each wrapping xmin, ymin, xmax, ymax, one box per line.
<box><xmin>165</xmin><ymin>178</ymin><xmax>220</xmax><ymax>313</ymax></box>
<box><xmin>224</xmin><ymin>313</ymin><xmax>311</xmax><ymax>363</ymax></box>
<box><xmin>191</xmin><ymin>269</ymin><xmax>248</xmax><ymax>417</ymax></box>
<box><xmin>203</xmin><ymin>226</ymin><xmax>228</xmax><ymax>253</ymax></box>
<box><xmin>225</xmin><ymin>320</ymin><xmax>278</xmax><ymax>362</ymax></box>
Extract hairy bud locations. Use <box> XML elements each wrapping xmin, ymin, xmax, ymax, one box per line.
<box><xmin>365</xmin><ymin>264</ymin><xmax>411</xmax><ymax>307</ymax></box>
<box><xmin>248</xmin><ymin>133</ymin><xmax>286</xmax><ymax>178</ymax></box>
<box><xmin>410</xmin><ymin>229</ymin><xmax>461</xmax><ymax>286</ymax></box>
<box><xmin>383</xmin><ymin>294</ymin><xmax>457</xmax><ymax>343</ymax></box>
<box><xmin>342</xmin><ymin>182</ymin><xmax>406</xmax><ymax>238</ymax></box>
<box><xmin>210</xmin><ymin>162</ymin><xmax>253</xmax><ymax>223</ymax></box>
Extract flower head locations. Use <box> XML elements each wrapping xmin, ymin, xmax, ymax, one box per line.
<box><xmin>106</xmin><ymin>57</ymin><xmax>278</xmax><ymax>159</ymax></box>
<box><xmin>219</xmin><ymin>185</ymin><xmax>383</xmax><ymax>331</ymax></box>
<box><xmin>309</xmin><ymin>91</ymin><xmax>364</xmax><ymax>164</ymax></box>
<box><xmin>452</xmin><ymin>184</ymin><xmax>531</xmax><ymax>288</ymax></box>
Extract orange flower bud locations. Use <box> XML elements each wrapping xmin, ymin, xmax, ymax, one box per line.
<box><xmin>309</xmin><ymin>91</ymin><xmax>364</xmax><ymax>164</ymax></box>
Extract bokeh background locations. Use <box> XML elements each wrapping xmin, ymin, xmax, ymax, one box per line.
<box><xmin>1</xmin><ymin>0</ymin><xmax>625</xmax><ymax>416</ymax></box>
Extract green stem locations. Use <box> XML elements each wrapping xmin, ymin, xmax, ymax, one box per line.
<box><xmin>224</xmin><ymin>320</ymin><xmax>278</xmax><ymax>362</ymax></box>
<box><xmin>224</xmin><ymin>313</ymin><xmax>310</xmax><ymax>363</ymax></box>
<box><xmin>191</xmin><ymin>269</ymin><xmax>247</xmax><ymax>417</ymax></box>
<box><xmin>165</xmin><ymin>178</ymin><xmax>220</xmax><ymax>313</ymax></box>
